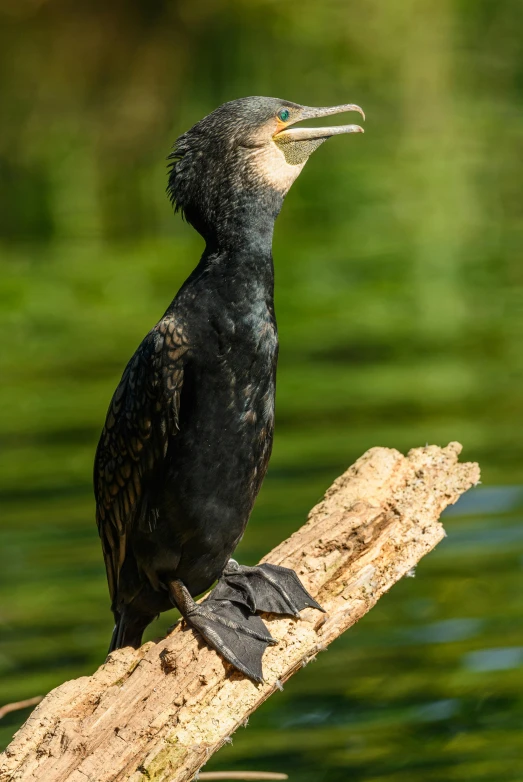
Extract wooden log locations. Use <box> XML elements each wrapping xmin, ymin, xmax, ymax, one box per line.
<box><xmin>0</xmin><ymin>443</ymin><xmax>480</xmax><ymax>782</ymax></box>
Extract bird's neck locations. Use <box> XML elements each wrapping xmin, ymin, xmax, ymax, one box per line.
<box><xmin>199</xmin><ymin>189</ymin><xmax>283</xmax><ymax>294</ymax></box>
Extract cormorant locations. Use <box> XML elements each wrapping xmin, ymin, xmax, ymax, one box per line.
<box><xmin>94</xmin><ymin>97</ymin><xmax>364</xmax><ymax>682</ymax></box>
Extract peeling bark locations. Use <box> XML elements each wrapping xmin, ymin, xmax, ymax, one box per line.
<box><xmin>1</xmin><ymin>443</ymin><xmax>480</xmax><ymax>782</ymax></box>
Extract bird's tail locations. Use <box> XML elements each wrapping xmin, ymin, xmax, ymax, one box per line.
<box><xmin>108</xmin><ymin>608</ymin><xmax>151</xmax><ymax>654</ymax></box>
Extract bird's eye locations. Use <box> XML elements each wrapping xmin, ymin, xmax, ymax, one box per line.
<box><xmin>278</xmin><ymin>109</ymin><xmax>290</xmax><ymax>122</ymax></box>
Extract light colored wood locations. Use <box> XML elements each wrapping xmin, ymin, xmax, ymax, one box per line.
<box><xmin>0</xmin><ymin>443</ymin><xmax>479</xmax><ymax>782</ymax></box>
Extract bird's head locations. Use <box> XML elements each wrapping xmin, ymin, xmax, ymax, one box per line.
<box><xmin>167</xmin><ymin>96</ymin><xmax>364</xmax><ymax>243</ymax></box>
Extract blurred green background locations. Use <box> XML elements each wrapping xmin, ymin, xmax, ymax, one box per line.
<box><xmin>1</xmin><ymin>0</ymin><xmax>522</xmax><ymax>779</ymax></box>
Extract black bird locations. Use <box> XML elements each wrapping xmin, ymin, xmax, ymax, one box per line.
<box><xmin>94</xmin><ymin>97</ymin><xmax>364</xmax><ymax>682</ymax></box>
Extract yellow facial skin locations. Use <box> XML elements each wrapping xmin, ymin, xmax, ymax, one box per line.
<box><xmin>244</xmin><ymin>103</ymin><xmax>365</xmax><ymax>194</ymax></box>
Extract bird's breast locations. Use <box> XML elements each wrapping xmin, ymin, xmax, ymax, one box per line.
<box><xmin>172</xmin><ymin>305</ymin><xmax>278</xmax><ymax>500</ymax></box>
<box><xmin>215</xmin><ymin>309</ymin><xmax>278</xmax><ymax>436</ymax></box>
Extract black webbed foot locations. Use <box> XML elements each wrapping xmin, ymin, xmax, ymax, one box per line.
<box><xmin>211</xmin><ymin>560</ymin><xmax>325</xmax><ymax>617</ymax></box>
<box><xmin>169</xmin><ymin>580</ymin><xmax>276</xmax><ymax>683</ymax></box>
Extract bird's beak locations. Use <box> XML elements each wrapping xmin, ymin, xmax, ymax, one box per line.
<box><xmin>273</xmin><ymin>103</ymin><xmax>365</xmax><ymax>142</ymax></box>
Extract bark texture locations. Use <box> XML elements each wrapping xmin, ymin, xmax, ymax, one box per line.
<box><xmin>1</xmin><ymin>443</ymin><xmax>480</xmax><ymax>782</ymax></box>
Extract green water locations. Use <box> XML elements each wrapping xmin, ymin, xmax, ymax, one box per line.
<box><xmin>1</xmin><ymin>1</ymin><xmax>523</xmax><ymax>779</ymax></box>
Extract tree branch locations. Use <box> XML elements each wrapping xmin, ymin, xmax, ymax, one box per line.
<box><xmin>1</xmin><ymin>443</ymin><xmax>479</xmax><ymax>782</ymax></box>
<box><xmin>0</xmin><ymin>698</ymin><xmax>43</xmax><ymax>722</ymax></box>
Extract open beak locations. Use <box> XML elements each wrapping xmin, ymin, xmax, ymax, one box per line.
<box><xmin>274</xmin><ymin>103</ymin><xmax>365</xmax><ymax>142</ymax></box>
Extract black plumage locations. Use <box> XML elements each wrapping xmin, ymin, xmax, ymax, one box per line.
<box><xmin>94</xmin><ymin>96</ymin><xmax>364</xmax><ymax>681</ymax></box>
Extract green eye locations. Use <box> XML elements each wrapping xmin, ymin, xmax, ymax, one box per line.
<box><xmin>278</xmin><ymin>109</ymin><xmax>290</xmax><ymax>122</ymax></box>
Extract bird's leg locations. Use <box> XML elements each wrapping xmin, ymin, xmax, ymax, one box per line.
<box><xmin>168</xmin><ymin>579</ymin><xmax>276</xmax><ymax>683</ymax></box>
<box><xmin>210</xmin><ymin>560</ymin><xmax>325</xmax><ymax>616</ymax></box>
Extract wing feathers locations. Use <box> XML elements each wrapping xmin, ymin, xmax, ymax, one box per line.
<box><xmin>94</xmin><ymin>315</ymin><xmax>187</xmax><ymax>604</ymax></box>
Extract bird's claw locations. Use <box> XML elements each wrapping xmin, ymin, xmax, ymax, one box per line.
<box><xmin>211</xmin><ymin>561</ymin><xmax>325</xmax><ymax>616</ymax></box>
<box><xmin>169</xmin><ymin>562</ymin><xmax>323</xmax><ymax>683</ymax></box>
<box><xmin>169</xmin><ymin>579</ymin><xmax>275</xmax><ymax>682</ymax></box>
<box><xmin>184</xmin><ymin>599</ymin><xmax>276</xmax><ymax>683</ymax></box>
